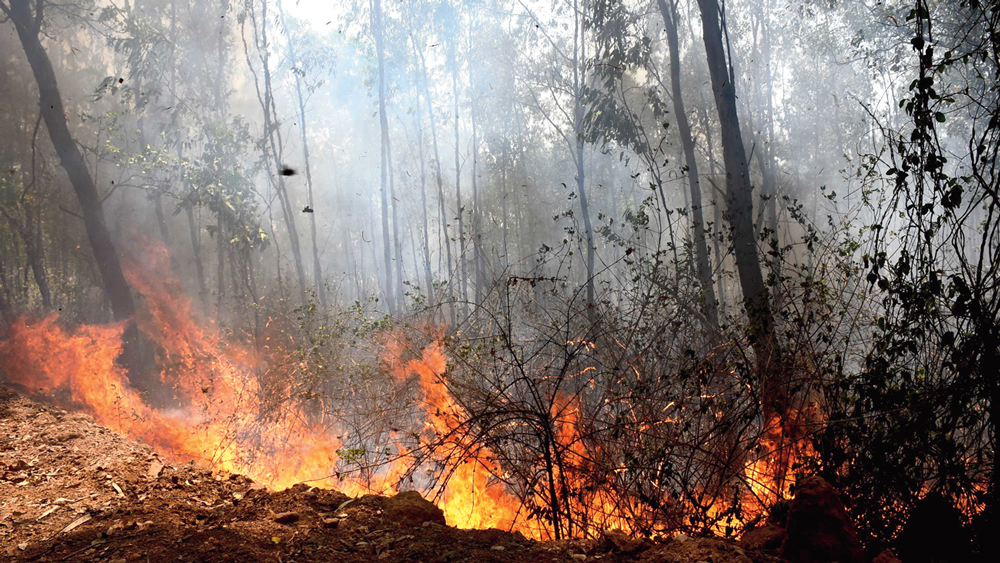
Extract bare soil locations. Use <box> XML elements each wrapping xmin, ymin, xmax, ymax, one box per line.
<box><xmin>0</xmin><ymin>386</ymin><xmax>768</xmax><ymax>563</ymax></box>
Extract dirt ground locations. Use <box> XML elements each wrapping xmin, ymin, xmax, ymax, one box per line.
<box><xmin>0</xmin><ymin>386</ymin><xmax>770</xmax><ymax>563</ymax></box>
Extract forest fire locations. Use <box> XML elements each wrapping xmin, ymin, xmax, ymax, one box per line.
<box><xmin>1</xmin><ymin>0</ymin><xmax>998</xmax><ymax>558</ymax></box>
<box><xmin>0</xmin><ymin>244</ymin><xmax>807</xmax><ymax>540</ymax></box>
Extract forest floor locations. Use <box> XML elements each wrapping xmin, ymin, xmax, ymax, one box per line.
<box><xmin>0</xmin><ymin>385</ymin><xmax>772</xmax><ymax>563</ymax></box>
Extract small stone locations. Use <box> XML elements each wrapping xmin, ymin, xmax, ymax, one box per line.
<box><xmin>273</xmin><ymin>511</ymin><xmax>301</xmax><ymax>524</ymax></box>
<box><xmin>570</xmin><ymin>554</ymin><xmax>587</xmax><ymax>561</ymax></box>
<box><xmin>491</xmin><ymin>545</ymin><xmax>505</xmax><ymax>551</ymax></box>
<box><xmin>147</xmin><ymin>460</ymin><xmax>163</xmax><ymax>479</ymax></box>
<box><xmin>321</xmin><ymin>517</ymin><xmax>340</xmax><ymax>529</ymax></box>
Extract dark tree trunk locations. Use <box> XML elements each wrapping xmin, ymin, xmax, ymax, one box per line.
<box><xmin>185</xmin><ymin>205</ymin><xmax>208</xmax><ymax>308</ymax></box>
<box><xmin>0</xmin><ymin>256</ymin><xmax>12</xmax><ymax>323</ymax></box>
<box><xmin>3</xmin><ymin>0</ymin><xmax>164</xmax><ymax>394</ymax></box>
<box><xmin>388</xmin><ymin>127</ymin><xmax>405</xmax><ymax>310</ymax></box>
<box><xmin>7</xmin><ymin>0</ymin><xmax>135</xmax><ymax>323</ymax></box>
<box><xmin>658</xmin><ymin>0</ymin><xmax>718</xmax><ymax>330</ymax></box>
<box><xmin>696</xmin><ymin>0</ymin><xmax>774</xmax><ymax>362</ymax></box>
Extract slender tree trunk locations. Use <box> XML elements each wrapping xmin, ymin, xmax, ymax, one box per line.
<box><xmin>216</xmin><ymin>214</ymin><xmax>227</xmax><ymax>314</ymax></box>
<box><xmin>388</xmin><ymin>129</ymin><xmax>405</xmax><ymax>310</ymax></box>
<box><xmin>501</xmin><ymin>141</ymin><xmax>509</xmax><ymax>269</ymax></box>
<box><xmin>449</xmin><ymin>39</ymin><xmax>468</xmax><ymax>314</ymax></box>
<box><xmin>277</xmin><ymin>0</ymin><xmax>325</xmax><ymax>310</ymax></box>
<box><xmin>573</xmin><ymin>0</ymin><xmax>596</xmax><ymax>320</ymax></box>
<box><xmin>0</xmin><ymin>253</ymin><xmax>12</xmax><ymax>323</ymax></box>
<box><xmin>249</xmin><ymin>0</ymin><xmax>307</xmax><ymax>309</ymax></box>
<box><xmin>372</xmin><ymin>0</ymin><xmax>395</xmax><ymax>314</ymax></box>
<box><xmin>186</xmin><ymin>205</ymin><xmax>208</xmax><ymax>308</ymax></box>
<box><xmin>513</xmin><ymin>105</ymin><xmax>541</xmax><ymax>305</ymax></box>
<box><xmin>414</xmin><ymin>35</ymin><xmax>454</xmax><ymax>323</ymax></box>
<box><xmin>762</xmin><ymin>1</ymin><xmax>778</xmax><ymax>251</ymax></box>
<box><xmin>411</xmin><ymin>58</ymin><xmax>435</xmax><ymax>306</ymax></box>
<box><xmin>468</xmin><ymin>23</ymin><xmax>486</xmax><ymax>304</ymax></box>
<box><xmin>696</xmin><ymin>0</ymin><xmax>773</xmax><ymax>362</ymax></box>
<box><xmin>0</xmin><ymin>210</ymin><xmax>50</xmax><ymax>309</ymax></box>
<box><xmin>658</xmin><ymin>0</ymin><xmax>718</xmax><ymax>329</ymax></box>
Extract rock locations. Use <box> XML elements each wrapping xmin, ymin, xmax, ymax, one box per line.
<box><xmin>602</xmin><ymin>529</ymin><xmax>652</xmax><ymax>555</ymax></box>
<box><xmin>273</xmin><ymin>511</ymin><xmax>301</xmax><ymax>524</ymax></box>
<box><xmin>321</xmin><ymin>517</ymin><xmax>340</xmax><ymax>529</ymax></box>
<box><xmin>147</xmin><ymin>460</ymin><xmax>163</xmax><ymax>479</ymax></box>
<box><xmin>383</xmin><ymin>490</ymin><xmax>446</xmax><ymax>527</ymax></box>
<box><xmin>779</xmin><ymin>476</ymin><xmax>863</xmax><ymax>563</ymax></box>
<box><xmin>738</xmin><ymin>524</ymin><xmax>785</xmax><ymax>552</ymax></box>
<box><xmin>872</xmin><ymin>549</ymin><xmax>901</xmax><ymax>563</ymax></box>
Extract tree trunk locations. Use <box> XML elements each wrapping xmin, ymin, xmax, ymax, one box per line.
<box><xmin>372</xmin><ymin>0</ymin><xmax>395</xmax><ymax>314</ymax></box>
<box><xmin>0</xmin><ymin>254</ymin><xmax>12</xmax><ymax>323</ymax></box>
<box><xmin>696</xmin><ymin>0</ymin><xmax>774</xmax><ymax>363</ymax></box>
<box><xmin>388</xmin><ymin>126</ymin><xmax>405</xmax><ymax>310</ymax></box>
<box><xmin>0</xmin><ymin>209</ymin><xmax>51</xmax><ymax>309</ymax></box>
<box><xmin>244</xmin><ymin>0</ymin><xmax>307</xmax><ymax>309</ymax></box>
<box><xmin>414</xmin><ymin>36</ymin><xmax>455</xmax><ymax>324</ymax></box>
<box><xmin>449</xmin><ymin>39</ymin><xmax>469</xmax><ymax>315</ymax></box>
<box><xmin>468</xmin><ymin>23</ymin><xmax>486</xmax><ymax>305</ymax></box>
<box><xmin>185</xmin><ymin>205</ymin><xmax>208</xmax><ymax>309</ymax></box>
<box><xmin>573</xmin><ymin>0</ymin><xmax>596</xmax><ymax>321</ymax></box>
<box><xmin>7</xmin><ymin>0</ymin><xmax>135</xmax><ymax>323</ymax></box>
<box><xmin>410</xmin><ymin>54</ymin><xmax>435</xmax><ymax>306</ymax></box>
<box><xmin>277</xmin><ymin>0</ymin><xmax>326</xmax><ymax>310</ymax></box>
<box><xmin>4</xmin><ymin>0</ymin><xmax>164</xmax><ymax>393</ymax></box>
<box><xmin>658</xmin><ymin>0</ymin><xmax>718</xmax><ymax>330</ymax></box>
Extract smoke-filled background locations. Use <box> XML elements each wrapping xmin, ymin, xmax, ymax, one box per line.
<box><xmin>1</xmin><ymin>0</ymin><xmax>999</xmax><ymax>559</ymax></box>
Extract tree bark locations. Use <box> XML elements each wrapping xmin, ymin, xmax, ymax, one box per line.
<box><xmin>658</xmin><ymin>0</ymin><xmax>718</xmax><ymax>330</ymax></box>
<box><xmin>260</xmin><ymin>0</ymin><xmax>308</xmax><ymax>309</ymax></box>
<box><xmin>387</xmin><ymin>124</ymin><xmax>405</xmax><ymax>310</ymax></box>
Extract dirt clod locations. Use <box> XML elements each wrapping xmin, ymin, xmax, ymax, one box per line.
<box><xmin>273</xmin><ymin>511</ymin><xmax>301</xmax><ymax>524</ymax></box>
